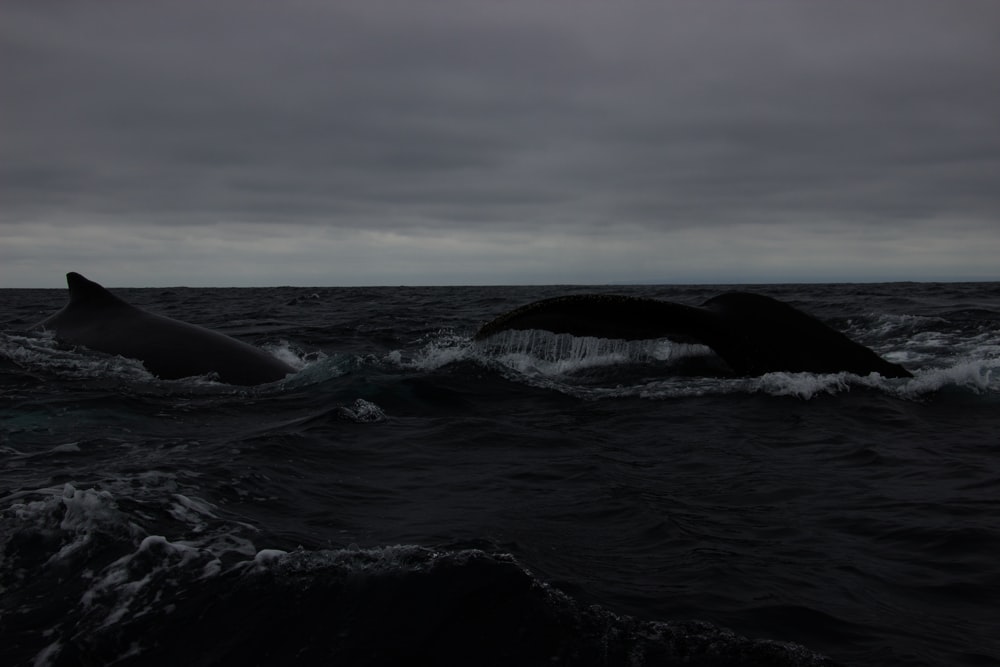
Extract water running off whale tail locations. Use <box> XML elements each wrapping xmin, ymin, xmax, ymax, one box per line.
<box><xmin>475</xmin><ymin>293</ymin><xmax>912</xmax><ymax>379</ymax></box>
<box><xmin>34</xmin><ymin>272</ymin><xmax>296</xmax><ymax>386</ymax></box>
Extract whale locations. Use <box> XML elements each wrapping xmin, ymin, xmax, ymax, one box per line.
<box><xmin>35</xmin><ymin>272</ymin><xmax>296</xmax><ymax>385</ymax></box>
<box><xmin>475</xmin><ymin>292</ymin><xmax>912</xmax><ymax>378</ymax></box>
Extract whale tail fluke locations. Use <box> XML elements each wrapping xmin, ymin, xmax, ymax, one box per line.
<box><xmin>701</xmin><ymin>292</ymin><xmax>913</xmax><ymax>377</ymax></box>
<box><xmin>475</xmin><ymin>292</ymin><xmax>913</xmax><ymax>379</ymax></box>
<box><xmin>474</xmin><ymin>294</ymin><xmax>718</xmax><ymax>344</ymax></box>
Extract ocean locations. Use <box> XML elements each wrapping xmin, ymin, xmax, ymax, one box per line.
<box><xmin>1</xmin><ymin>281</ymin><xmax>997</xmax><ymax>666</ymax></box>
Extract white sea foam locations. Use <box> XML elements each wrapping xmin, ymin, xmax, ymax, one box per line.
<box><xmin>861</xmin><ymin>312</ymin><xmax>948</xmax><ymax>339</ymax></box>
<box><xmin>168</xmin><ymin>493</ymin><xmax>219</xmax><ymax>533</ymax></box>
<box><xmin>476</xmin><ymin>330</ymin><xmax>709</xmax><ymax>376</ymax></box>
<box><xmin>9</xmin><ymin>479</ymin><xmax>264</xmax><ymax>667</ymax></box>
<box><xmin>465</xmin><ymin>318</ymin><xmax>1000</xmax><ymax>400</ymax></box>
<box><xmin>399</xmin><ymin>330</ymin><xmax>474</xmax><ymax>370</ymax></box>
<box><xmin>898</xmin><ymin>360</ymin><xmax>997</xmax><ymax>397</ymax></box>
<box><xmin>81</xmin><ymin>535</ymin><xmax>212</xmax><ymax>629</ymax></box>
<box><xmin>0</xmin><ymin>332</ymin><xmax>152</xmax><ymax>381</ymax></box>
<box><xmin>340</xmin><ymin>398</ymin><xmax>387</xmax><ymax>423</ymax></box>
<box><xmin>7</xmin><ymin>484</ymin><xmax>137</xmax><ymax>564</ymax></box>
<box><xmin>752</xmin><ymin>372</ymin><xmax>856</xmax><ymax>399</ymax></box>
<box><xmin>264</xmin><ymin>340</ymin><xmax>314</xmax><ymax>370</ymax></box>
<box><xmin>265</xmin><ymin>543</ymin><xmax>461</xmax><ymax>576</ymax></box>
<box><xmin>280</xmin><ymin>352</ymin><xmax>353</xmax><ymax>386</ymax></box>
<box><xmin>254</xmin><ymin>548</ymin><xmax>288</xmax><ymax>562</ymax></box>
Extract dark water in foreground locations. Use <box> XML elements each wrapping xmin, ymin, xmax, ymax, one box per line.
<box><xmin>1</xmin><ymin>282</ymin><xmax>998</xmax><ymax>666</ymax></box>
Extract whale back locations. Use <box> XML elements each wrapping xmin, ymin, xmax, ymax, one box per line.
<box><xmin>35</xmin><ymin>272</ymin><xmax>295</xmax><ymax>385</ymax></box>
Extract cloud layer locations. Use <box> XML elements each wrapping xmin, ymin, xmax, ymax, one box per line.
<box><xmin>2</xmin><ymin>1</ymin><xmax>998</xmax><ymax>286</ymax></box>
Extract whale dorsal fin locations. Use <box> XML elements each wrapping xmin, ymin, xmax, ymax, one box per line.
<box><xmin>66</xmin><ymin>272</ymin><xmax>129</xmax><ymax>308</ymax></box>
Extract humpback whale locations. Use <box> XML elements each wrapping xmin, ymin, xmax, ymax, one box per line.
<box><xmin>35</xmin><ymin>272</ymin><xmax>296</xmax><ymax>385</ymax></box>
<box><xmin>475</xmin><ymin>293</ymin><xmax>912</xmax><ymax>378</ymax></box>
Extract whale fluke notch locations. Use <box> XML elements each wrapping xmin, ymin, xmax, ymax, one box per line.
<box><xmin>475</xmin><ymin>292</ymin><xmax>912</xmax><ymax>379</ymax></box>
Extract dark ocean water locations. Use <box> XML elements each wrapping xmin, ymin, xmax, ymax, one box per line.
<box><xmin>1</xmin><ymin>282</ymin><xmax>998</xmax><ymax>667</ymax></box>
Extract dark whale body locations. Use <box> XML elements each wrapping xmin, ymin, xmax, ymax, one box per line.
<box><xmin>35</xmin><ymin>272</ymin><xmax>295</xmax><ymax>385</ymax></box>
<box><xmin>475</xmin><ymin>293</ymin><xmax>912</xmax><ymax>378</ymax></box>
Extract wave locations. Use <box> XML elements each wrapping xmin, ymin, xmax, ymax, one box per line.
<box><xmin>1</xmin><ymin>482</ymin><xmax>836</xmax><ymax>667</ymax></box>
<box><xmin>4</xmin><ymin>323</ymin><xmax>998</xmax><ymax>404</ymax></box>
<box><xmin>393</xmin><ymin>330</ymin><xmax>999</xmax><ymax>401</ymax></box>
<box><xmin>0</xmin><ymin>331</ymin><xmax>154</xmax><ymax>382</ymax></box>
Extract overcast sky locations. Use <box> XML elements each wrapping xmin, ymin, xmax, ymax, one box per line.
<box><xmin>2</xmin><ymin>1</ymin><xmax>998</xmax><ymax>287</ymax></box>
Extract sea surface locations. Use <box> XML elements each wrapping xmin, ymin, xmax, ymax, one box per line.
<box><xmin>1</xmin><ymin>281</ymin><xmax>998</xmax><ymax>667</ymax></box>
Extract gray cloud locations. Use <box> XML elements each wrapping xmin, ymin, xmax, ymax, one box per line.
<box><xmin>1</xmin><ymin>0</ymin><xmax>999</xmax><ymax>285</ymax></box>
